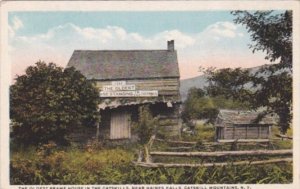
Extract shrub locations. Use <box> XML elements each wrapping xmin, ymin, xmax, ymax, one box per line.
<box><xmin>132</xmin><ymin>105</ymin><xmax>159</xmax><ymax>144</ymax></box>
<box><xmin>10</xmin><ymin>61</ymin><xmax>99</xmax><ymax>145</ymax></box>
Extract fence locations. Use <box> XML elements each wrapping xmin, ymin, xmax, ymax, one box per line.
<box><xmin>133</xmin><ymin>136</ymin><xmax>293</xmax><ymax>168</ymax></box>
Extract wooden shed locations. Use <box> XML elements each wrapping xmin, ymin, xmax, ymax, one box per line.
<box><xmin>214</xmin><ymin>109</ymin><xmax>276</xmax><ymax>141</ymax></box>
<box><xmin>67</xmin><ymin>40</ymin><xmax>181</xmax><ymax>142</ymax></box>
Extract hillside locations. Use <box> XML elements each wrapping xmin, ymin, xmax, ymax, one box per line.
<box><xmin>180</xmin><ymin>75</ymin><xmax>208</xmax><ymax>101</ymax></box>
<box><xmin>179</xmin><ymin>64</ymin><xmax>287</xmax><ymax>101</ymax></box>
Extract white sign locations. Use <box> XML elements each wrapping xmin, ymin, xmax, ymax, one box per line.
<box><xmin>100</xmin><ymin>80</ymin><xmax>158</xmax><ymax>97</ymax></box>
<box><xmin>111</xmin><ymin>81</ymin><xmax>126</xmax><ymax>86</ymax></box>
<box><xmin>102</xmin><ymin>85</ymin><xmax>136</xmax><ymax>91</ymax></box>
<box><xmin>100</xmin><ymin>90</ymin><xmax>158</xmax><ymax>97</ymax></box>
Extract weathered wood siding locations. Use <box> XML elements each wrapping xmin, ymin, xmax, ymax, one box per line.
<box><xmin>97</xmin><ymin>77</ymin><xmax>181</xmax><ymax>140</ymax></box>
<box><xmin>220</xmin><ymin>124</ymin><xmax>271</xmax><ymax>140</ymax></box>
<box><xmin>95</xmin><ymin>78</ymin><xmax>180</xmax><ymax>97</ymax></box>
<box><xmin>110</xmin><ymin>110</ymin><xmax>131</xmax><ymax>139</ymax></box>
<box><xmin>99</xmin><ymin>106</ymin><xmax>139</xmax><ymax>140</ymax></box>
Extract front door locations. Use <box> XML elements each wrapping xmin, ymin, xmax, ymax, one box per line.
<box><xmin>110</xmin><ymin>110</ymin><xmax>131</xmax><ymax>139</ymax></box>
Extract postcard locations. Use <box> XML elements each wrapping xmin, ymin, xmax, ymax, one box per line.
<box><xmin>0</xmin><ymin>1</ymin><xmax>299</xmax><ymax>189</ymax></box>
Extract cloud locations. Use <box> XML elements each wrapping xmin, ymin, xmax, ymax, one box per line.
<box><xmin>202</xmin><ymin>21</ymin><xmax>243</xmax><ymax>38</ymax></box>
<box><xmin>10</xmin><ymin>22</ymin><xmax>198</xmax><ymax>55</ymax></box>
<box><xmin>12</xmin><ymin>21</ymin><xmax>242</xmax><ymax>52</ymax></box>
<box><xmin>8</xmin><ymin>25</ymin><xmax>15</xmax><ymax>38</ymax></box>
<box><xmin>9</xmin><ymin>21</ymin><xmax>269</xmax><ymax>81</ymax></box>
<box><xmin>12</xmin><ymin>16</ymin><xmax>24</xmax><ymax>31</ymax></box>
<box><xmin>8</xmin><ymin>16</ymin><xmax>24</xmax><ymax>39</ymax></box>
<box><xmin>152</xmin><ymin>30</ymin><xmax>195</xmax><ymax>49</ymax></box>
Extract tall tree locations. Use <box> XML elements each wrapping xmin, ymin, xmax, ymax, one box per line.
<box><xmin>232</xmin><ymin>11</ymin><xmax>292</xmax><ymax>69</ymax></box>
<box><xmin>10</xmin><ymin>61</ymin><xmax>100</xmax><ymax>145</ymax></box>
<box><xmin>182</xmin><ymin>87</ymin><xmax>247</xmax><ymax>124</ymax></box>
<box><xmin>205</xmin><ymin>11</ymin><xmax>292</xmax><ymax>133</ymax></box>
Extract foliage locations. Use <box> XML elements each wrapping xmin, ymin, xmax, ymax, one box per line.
<box><xmin>10</xmin><ymin>145</ymin><xmax>134</xmax><ymax>184</ymax></box>
<box><xmin>10</xmin><ymin>124</ymin><xmax>293</xmax><ymax>184</ymax></box>
<box><xmin>205</xmin><ymin>68</ymin><xmax>254</xmax><ymax>102</ymax></box>
<box><xmin>182</xmin><ymin>87</ymin><xmax>248</xmax><ymax>124</ymax></box>
<box><xmin>205</xmin><ymin>11</ymin><xmax>292</xmax><ymax>133</ymax></box>
<box><xmin>232</xmin><ymin>10</ymin><xmax>292</xmax><ymax>68</ymax></box>
<box><xmin>10</xmin><ymin>61</ymin><xmax>100</xmax><ymax>145</ymax></box>
<box><xmin>132</xmin><ymin>105</ymin><xmax>159</xmax><ymax>144</ymax></box>
<box><xmin>181</xmin><ymin>123</ymin><xmax>215</xmax><ymax>142</ymax></box>
<box><xmin>271</xmin><ymin>126</ymin><xmax>293</xmax><ymax>149</ymax></box>
<box><xmin>10</xmin><ymin>145</ymin><xmax>292</xmax><ymax>184</ymax></box>
<box><xmin>10</xmin><ymin>142</ymin><xmax>67</xmax><ymax>184</ymax></box>
<box><xmin>129</xmin><ymin>163</ymin><xmax>292</xmax><ymax>184</ymax></box>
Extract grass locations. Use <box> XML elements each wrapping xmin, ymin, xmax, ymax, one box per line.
<box><xmin>10</xmin><ymin>143</ymin><xmax>293</xmax><ymax>184</ymax></box>
<box><xmin>271</xmin><ymin>126</ymin><xmax>293</xmax><ymax>149</ymax></box>
<box><xmin>10</xmin><ymin>145</ymin><xmax>136</xmax><ymax>184</ymax></box>
<box><xmin>181</xmin><ymin>123</ymin><xmax>215</xmax><ymax>142</ymax></box>
<box><xmin>10</xmin><ymin>123</ymin><xmax>293</xmax><ymax>184</ymax></box>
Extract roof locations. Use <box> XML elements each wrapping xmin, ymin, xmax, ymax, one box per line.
<box><xmin>67</xmin><ymin>49</ymin><xmax>179</xmax><ymax>80</ymax></box>
<box><xmin>216</xmin><ymin>109</ymin><xmax>276</xmax><ymax>125</ymax></box>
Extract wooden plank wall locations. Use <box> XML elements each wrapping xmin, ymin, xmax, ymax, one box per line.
<box><xmin>223</xmin><ymin>125</ymin><xmax>270</xmax><ymax>140</ymax></box>
<box><xmin>110</xmin><ymin>110</ymin><xmax>131</xmax><ymax>139</ymax></box>
<box><xmin>99</xmin><ymin>106</ymin><xmax>140</xmax><ymax>140</ymax></box>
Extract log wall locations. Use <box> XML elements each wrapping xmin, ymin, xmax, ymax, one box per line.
<box><xmin>151</xmin><ymin>103</ymin><xmax>181</xmax><ymax>138</ymax></box>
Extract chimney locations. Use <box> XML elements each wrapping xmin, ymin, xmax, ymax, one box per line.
<box><xmin>167</xmin><ymin>40</ymin><xmax>175</xmax><ymax>51</ymax></box>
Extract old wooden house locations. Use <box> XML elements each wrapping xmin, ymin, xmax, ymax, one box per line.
<box><xmin>67</xmin><ymin>40</ymin><xmax>181</xmax><ymax>142</ymax></box>
<box><xmin>214</xmin><ymin>109</ymin><xmax>276</xmax><ymax>141</ymax></box>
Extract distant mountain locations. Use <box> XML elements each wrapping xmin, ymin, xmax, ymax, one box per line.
<box><xmin>180</xmin><ymin>75</ymin><xmax>208</xmax><ymax>101</ymax></box>
<box><xmin>179</xmin><ymin>64</ymin><xmax>290</xmax><ymax>101</ymax></box>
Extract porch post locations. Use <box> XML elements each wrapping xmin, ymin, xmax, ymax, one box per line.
<box><xmin>96</xmin><ymin>122</ymin><xmax>100</xmax><ymax>141</ymax></box>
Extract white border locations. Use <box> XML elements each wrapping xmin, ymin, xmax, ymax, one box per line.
<box><xmin>1</xmin><ymin>1</ymin><xmax>299</xmax><ymax>189</ymax></box>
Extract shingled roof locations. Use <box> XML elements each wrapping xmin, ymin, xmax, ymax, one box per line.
<box><xmin>217</xmin><ymin>109</ymin><xmax>276</xmax><ymax>125</ymax></box>
<box><xmin>67</xmin><ymin>48</ymin><xmax>179</xmax><ymax>80</ymax></box>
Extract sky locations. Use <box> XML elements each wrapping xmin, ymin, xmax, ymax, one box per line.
<box><xmin>8</xmin><ymin>11</ymin><xmax>271</xmax><ymax>81</ymax></box>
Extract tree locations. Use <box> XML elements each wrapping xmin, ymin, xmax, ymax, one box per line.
<box><xmin>182</xmin><ymin>87</ymin><xmax>247</xmax><ymax>124</ymax></box>
<box><xmin>205</xmin><ymin>68</ymin><xmax>254</xmax><ymax>103</ymax></box>
<box><xmin>10</xmin><ymin>61</ymin><xmax>100</xmax><ymax>145</ymax></box>
<box><xmin>205</xmin><ymin>11</ymin><xmax>292</xmax><ymax>133</ymax></box>
<box><xmin>232</xmin><ymin>11</ymin><xmax>292</xmax><ymax>69</ymax></box>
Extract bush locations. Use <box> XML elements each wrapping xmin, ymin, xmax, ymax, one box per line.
<box><xmin>132</xmin><ymin>105</ymin><xmax>159</xmax><ymax>144</ymax></box>
<box><xmin>10</xmin><ymin>61</ymin><xmax>99</xmax><ymax>145</ymax></box>
<box><xmin>10</xmin><ymin>142</ymin><xmax>67</xmax><ymax>184</ymax></box>
<box><xmin>181</xmin><ymin>88</ymin><xmax>249</xmax><ymax>124</ymax></box>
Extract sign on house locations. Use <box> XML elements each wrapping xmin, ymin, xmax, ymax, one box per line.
<box><xmin>100</xmin><ymin>81</ymin><xmax>158</xmax><ymax>97</ymax></box>
<box><xmin>102</xmin><ymin>85</ymin><xmax>136</xmax><ymax>91</ymax></box>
